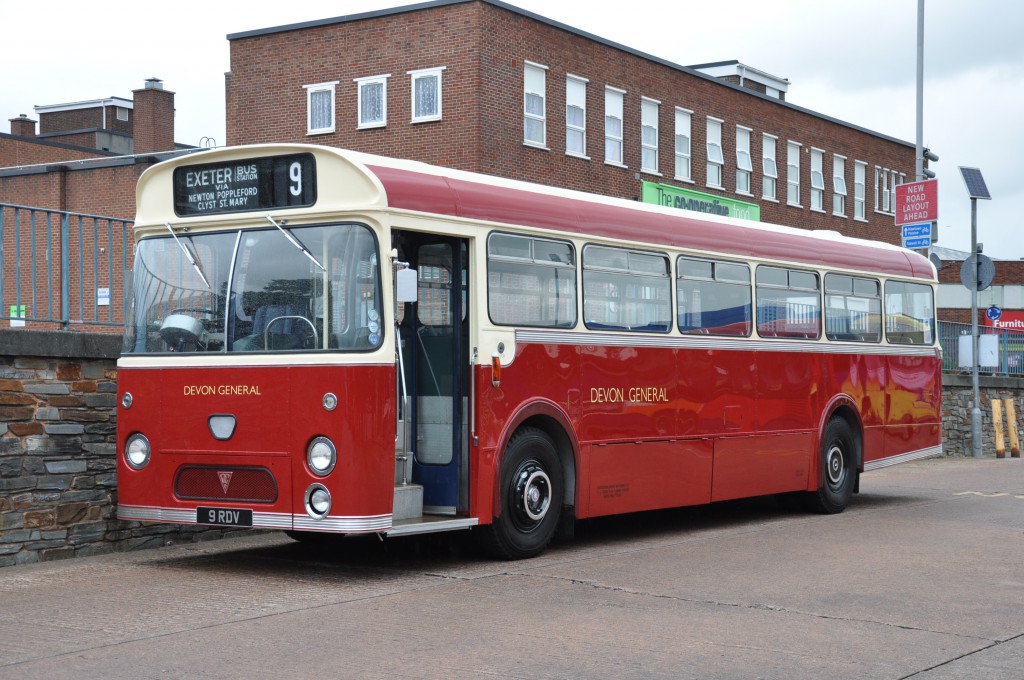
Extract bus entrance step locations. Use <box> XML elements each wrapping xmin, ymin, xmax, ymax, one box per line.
<box><xmin>393</xmin><ymin>483</ymin><xmax>423</xmax><ymax>520</ymax></box>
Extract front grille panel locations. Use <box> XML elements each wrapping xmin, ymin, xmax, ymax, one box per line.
<box><xmin>174</xmin><ymin>466</ymin><xmax>278</xmax><ymax>503</ymax></box>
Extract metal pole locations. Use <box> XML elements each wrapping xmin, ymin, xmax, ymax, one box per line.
<box><xmin>915</xmin><ymin>0</ymin><xmax>925</xmax><ymax>182</ymax></box>
<box><xmin>970</xmin><ymin>197</ymin><xmax>982</xmax><ymax>457</ymax></box>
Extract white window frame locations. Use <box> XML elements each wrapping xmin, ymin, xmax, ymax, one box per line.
<box><xmin>787</xmin><ymin>141</ymin><xmax>801</xmax><ymax>206</ymax></box>
<box><xmin>524</xmin><ymin>61</ymin><xmax>548</xmax><ymax>148</ymax></box>
<box><xmin>604</xmin><ymin>86</ymin><xmax>626</xmax><ymax>167</ymax></box>
<box><xmin>354</xmin><ymin>74</ymin><xmax>390</xmax><ymax>129</ymax></box>
<box><xmin>641</xmin><ymin>97</ymin><xmax>660</xmax><ymax>174</ymax></box>
<box><xmin>810</xmin><ymin>148</ymin><xmax>825</xmax><ymax>212</ymax></box>
<box><xmin>854</xmin><ymin>161</ymin><xmax>867</xmax><ymax>220</ymax></box>
<box><xmin>832</xmin><ymin>154</ymin><xmax>847</xmax><ymax>216</ymax></box>
<box><xmin>116</xmin><ymin>106</ymin><xmax>129</xmax><ymax>122</ymax></box>
<box><xmin>408</xmin><ymin>67</ymin><xmax>445</xmax><ymax>123</ymax></box>
<box><xmin>735</xmin><ymin>125</ymin><xmax>752</xmax><ymax>195</ymax></box>
<box><xmin>762</xmin><ymin>133</ymin><xmax>778</xmax><ymax>201</ymax></box>
<box><xmin>876</xmin><ymin>166</ymin><xmax>892</xmax><ymax>214</ymax></box>
<box><xmin>674</xmin><ymin>107</ymin><xmax>692</xmax><ymax>181</ymax></box>
<box><xmin>304</xmin><ymin>81</ymin><xmax>339</xmax><ymax>135</ymax></box>
<box><xmin>566</xmin><ymin>74</ymin><xmax>588</xmax><ymax>159</ymax></box>
<box><xmin>706</xmin><ymin>117</ymin><xmax>724</xmax><ymax>189</ymax></box>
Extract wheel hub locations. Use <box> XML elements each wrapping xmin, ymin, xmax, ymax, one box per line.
<box><xmin>515</xmin><ymin>465</ymin><xmax>551</xmax><ymax>523</ymax></box>
<box><xmin>826</xmin><ymin>444</ymin><xmax>845</xmax><ymax>487</ymax></box>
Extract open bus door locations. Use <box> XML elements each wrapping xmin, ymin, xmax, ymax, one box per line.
<box><xmin>393</xmin><ymin>232</ymin><xmax>470</xmax><ymax>519</ymax></box>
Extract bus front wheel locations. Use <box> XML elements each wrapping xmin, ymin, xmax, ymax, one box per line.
<box><xmin>806</xmin><ymin>417</ymin><xmax>858</xmax><ymax>514</ymax></box>
<box><xmin>477</xmin><ymin>427</ymin><xmax>563</xmax><ymax>560</ymax></box>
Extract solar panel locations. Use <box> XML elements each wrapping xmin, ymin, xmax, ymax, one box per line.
<box><xmin>958</xmin><ymin>167</ymin><xmax>992</xmax><ymax>200</ymax></box>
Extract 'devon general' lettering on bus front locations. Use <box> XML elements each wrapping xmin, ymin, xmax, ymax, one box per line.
<box><xmin>182</xmin><ymin>385</ymin><xmax>262</xmax><ymax>397</ymax></box>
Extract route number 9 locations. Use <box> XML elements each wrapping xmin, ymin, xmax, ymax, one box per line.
<box><xmin>289</xmin><ymin>161</ymin><xmax>302</xmax><ymax>197</ymax></box>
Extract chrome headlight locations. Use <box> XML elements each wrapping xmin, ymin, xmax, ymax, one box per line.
<box><xmin>124</xmin><ymin>433</ymin><xmax>151</xmax><ymax>470</ymax></box>
<box><xmin>305</xmin><ymin>484</ymin><xmax>332</xmax><ymax>519</ymax></box>
<box><xmin>307</xmin><ymin>436</ymin><xmax>337</xmax><ymax>476</ymax></box>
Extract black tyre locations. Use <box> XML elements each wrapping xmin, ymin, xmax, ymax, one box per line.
<box><xmin>476</xmin><ymin>427</ymin><xmax>563</xmax><ymax>560</ymax></box>
<box><xmin>805</xmin><ymin>417</ymin><xmax>858</xmax><ymax>514</ymax></box>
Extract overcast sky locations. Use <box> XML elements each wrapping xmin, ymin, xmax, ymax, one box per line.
<box><xmin>3</xmin><ymin>0</ymin><xmax>1021</xmax><ymax>260</ymax></box>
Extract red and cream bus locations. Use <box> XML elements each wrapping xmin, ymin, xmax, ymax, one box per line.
<box><xmin>116</xmin><ymin>144</ymin><xmax>941</xmax><ymax>559</ymax></box>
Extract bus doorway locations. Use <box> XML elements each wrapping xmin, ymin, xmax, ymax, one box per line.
<box><xmin>394</xmin><ymin>232</ymin><xmax>470</xmax><ymax>516</ymax></box>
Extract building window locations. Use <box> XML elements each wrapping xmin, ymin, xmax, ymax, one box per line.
<box><xmin>355</xmin><ymin>75</ymin><xmax>389</xmax><ymax>129</ymax></box>
<box><xmin>604</xmin><ymin>87</ymin><xmax>625</xmax><ymax>166</ymax></box>
<box><xmin>304</xmin><ymin>81</ymin><xmax>338</xmax><ymax>135</ymax></box>
<box><xmin>875</xmin><ymin>166</ymin><xmax>897</xmax><ymax>214</ymax></box>
<box><xmin>409</xmin><ymin>67</ymin><xmax>445</xmax><ymax>123</ymax></box>
<box><xmin>641</xmin><ymin>98</ymin><xmax>660</xmax><ymax>173</ymax></box>
<box><xmin>524</xmin><ymin>62</ymin><xmax>547</xmax><ymax>147</ymax></box>
<box><xmin>787</xmin><ymin>141</ymin><xmax>801</xmax><ymax>206</ymax></box>
<box><xmin>706</xmin><ymin>117</ymin><xmax>724</xmax><ymax>188</ymax></box>
<box><xmin>762</xmin><ymin>134</ymin><xmax>778</xmax><ymax>200</ymax></box>
<box><xmin>736</xmin><ymin>126</ymin><xmax>752</xmax><ymax>194</ymax></box>
<box><xmin>566</xmin><ymin>75</ymin><xmax>587</xmax><ymax>157</ymax></box>
<box><xmin>116</xmin><ymin>107</ymin><xmax>129</xmax><ymax>122</ymax></box>
<box><xmin>833</xmin><ymin>155</ymin><xmax>847</xmax><ymax>216</ymax></box>
<box><xmin>810</xmin><ymin>148</ymin><xmax>825</xmax><ymax>211</ymax></box>
<box><xmin>854</xmin><ymin>161</ymin><xmax>867</xmax><ymax>220</ymax></box>
<box><xmin>674</xmin><ymin>108</ymin><xmax>692</xmax><ymax>181</ymax></box>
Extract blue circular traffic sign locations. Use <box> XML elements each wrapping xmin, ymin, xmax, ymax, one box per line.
<box><xmin>987</xmin><ymin>305</ymin><xmax>1002</xmax><ymax>321</ymax></box>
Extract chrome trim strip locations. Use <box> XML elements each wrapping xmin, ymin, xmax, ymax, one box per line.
<box><xmin>116</xmin><ymin>505</ymin><xmax>391</xmax><ymax>532</ymax></box>
<box><xmin>293</xmin><ymin>514</ymin><xmax>392</xmax><ymax>532</ymax></box>
<box><xmin>864</xmin><ymin>445</ymin><xmax>942</xmax><ymax>471</ymax></box>
<box><xmin>387</xmin><ymin>517</ymin><xmax>479</xmax><ymax>536</ymax></box>
<box><xmin>515</xmin><ymin>329</ymin><xmax>938</xmax><ymax>357</ymax></box>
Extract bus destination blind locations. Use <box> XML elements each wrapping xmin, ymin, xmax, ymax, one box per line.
<box><xmin>173</xmin><ymin>153</ymin><xmax>316</xmax><ymax>217</ymax></box>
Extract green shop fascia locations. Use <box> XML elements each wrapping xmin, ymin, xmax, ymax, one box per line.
<box><xmin>641</xmin><ymin>181</ymin><xmax>760</xmax><ymax>222</ymax></box>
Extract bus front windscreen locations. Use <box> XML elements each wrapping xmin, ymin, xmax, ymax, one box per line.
<box><xmin>123</xmin><ymin>223</ymin><xmax>382</xmax><ymax>354</ymax></box>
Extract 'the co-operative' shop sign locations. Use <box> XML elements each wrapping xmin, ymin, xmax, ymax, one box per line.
<box><xmin>642</xmin><ymin>181</ymin><xmax>760</xmax><ymax>222</ymax></box>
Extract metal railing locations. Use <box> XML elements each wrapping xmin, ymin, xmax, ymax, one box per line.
<box><xmin>0</xmin><ymin>203</ymin><xmax>132</xmax><ymax>331</ymax></box>
<box><xmin>939</xmin><ymin>320</ymin><xmax>1024</xmax><ymax>377</ymax></box>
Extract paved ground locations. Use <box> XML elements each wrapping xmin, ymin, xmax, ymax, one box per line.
<box><xmin>1</xmin><ymin>457</ymin><xmax>1022</xmax><ymax>679</ymax></box>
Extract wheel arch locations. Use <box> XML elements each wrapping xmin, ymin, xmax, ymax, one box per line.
<box><xmin>817</xmin><ymin>395</ymin><xmax>865</xmax><ymax>479</ymax></box>
<box><xmin>491</xmin><ymin>399</ymin><xmax>579</xmax><ymax>520</ymax></box>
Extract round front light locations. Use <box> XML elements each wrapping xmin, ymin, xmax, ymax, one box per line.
<box><xmin>121</xmin><ymin>392</ymin><xmax>133</xmax><ymax>409</ymax></box>
<box><xmin>124</xmin><ymin>433</ymin><xmax>151</xmax><ymax>470</ymax></box>
<box><xmin>307</xmin><ymin>436</ymin><xmax>337</xmax><ymax>476</ymax></box>
<box><xmin>305</xmin><ymin>484</ymin><xmax>332</xmax><ymax>519</ymax></box>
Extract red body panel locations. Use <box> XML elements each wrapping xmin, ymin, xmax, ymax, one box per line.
<box><xmin>117</xmin><ymin>364</ymin><xmax>395</xmax><ymax>528</ymax></box>
<box><xmin>474</xmin><ymin>341</ymin><xmax>942</xmax><ymax>521</ymax></box>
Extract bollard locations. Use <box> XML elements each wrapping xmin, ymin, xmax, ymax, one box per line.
<box><xmin>992</xmin><ymin>399</ymin><xmax>1005</xmax><ymax>458</ymax></box>
<box><xmin>1007</xmin><ymin>399</ymin><xmax>1020</xmax><ymax>458</ymax></box>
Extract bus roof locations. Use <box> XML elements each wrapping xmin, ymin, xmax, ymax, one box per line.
<box><xmin>138</xmin><ymin>144</ymin><xmax>934</xmax><ymax>281</ymax></box>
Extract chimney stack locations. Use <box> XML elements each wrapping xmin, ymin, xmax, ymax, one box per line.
<box><xmin>9</xmin><ymin>114</ymin><xmax>37</xmax><ymax>137</ymax></box>
<box><xmin>132</xmin><ymin>77</ymin><xmax>175</xmax><ymax>154</ymax></box>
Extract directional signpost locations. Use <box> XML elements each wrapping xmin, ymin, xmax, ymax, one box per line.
<box><xmin>901</xmin><ymin>222</ymin><xmax>932</xmax><ymax>249</ymax></box>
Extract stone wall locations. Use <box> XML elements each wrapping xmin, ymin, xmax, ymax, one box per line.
<box><xmin>942</xmin><ymin>373</ymin><xmax>1024</xmax><ymax>457</ymax></box>
<box><xmin>0</xmin><ymin>329</ymin><xmax>230</xmax><ymax>567</ymax></box>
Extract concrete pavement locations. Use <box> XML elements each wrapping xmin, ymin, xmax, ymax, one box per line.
<box><xmin>0</xmin><ymin>456</ymin><xmax>1022</xmax><ymax>679</ymax></box>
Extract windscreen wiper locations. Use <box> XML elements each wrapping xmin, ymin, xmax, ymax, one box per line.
<box><xmin>266</xmin><ymin>215</ymin><xmax>325</xmax><ymax>272</ymax></box>
<box><xmin>164</xmin><ymin>222</ymin><xmax>211</xmax><ymax>289</ymax></box>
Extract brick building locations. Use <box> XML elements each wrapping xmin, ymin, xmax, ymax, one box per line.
<box><xmin>1</xmin><ymin>79</ymin><xmax>189</xmax><ymax>329</ymax></box>
<box><xmin>226</xmin><ymin>0</ymin><xmax>924</xmax><ymax>246</ymax></box>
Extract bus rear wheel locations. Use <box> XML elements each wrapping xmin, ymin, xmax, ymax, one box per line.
<box><xmin>805</xmin><ymin>417</ymin><xmax>858</xmax><ymax>514</ymax></box>
<box><xmin>477</xmin><ymin>427</ymin><xmax>563</xmax><ymax>560</ymax></box>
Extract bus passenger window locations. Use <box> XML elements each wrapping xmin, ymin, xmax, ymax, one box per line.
<box><xmin>677</xmin><ymin>257</ymin><xmax>751</xmax><ymax>336</ymax></box>
<box><xmin>756</xmin><ymin>265</ymin><xmax>821</xmax><ymax>339</ymax></box>
<box><xmin>824</xmin><ymin>274</ymin><xmax>881</xmax><ymax>342</ymax></box>
<box><xmin>487</xmin><ymin>233</ymin><xmax>576</xmax><ymax>328</ymax></box>
<box><xmin>583</xmin><ymin>245</ymin><xmax>670</xmax><ymax>333</ymax></box>
<box><xmin>884</xmin><ymin>281</ymin><xmax>935</xmax><ymax>345</ymax></box>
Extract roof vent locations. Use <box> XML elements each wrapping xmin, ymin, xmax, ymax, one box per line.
<box><xmin>144</xmin><ymin>78</ymin><xmax>164</xmax><ymax>90</ymax></box>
